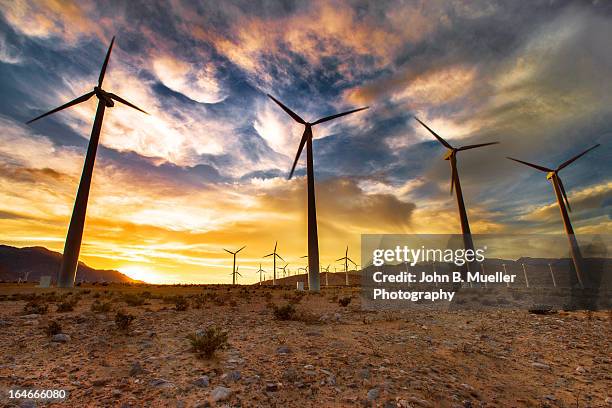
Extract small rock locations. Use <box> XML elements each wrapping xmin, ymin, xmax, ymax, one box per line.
<box><xmin>227</xmin><ymin>370</ymin><xmax>241</xmax><ymax>382</ymax></box>
<box><xmin>367</xmin><ymin>388</ymin><xmax>380</xmax><ymax>401</ymax></box>
<box><xmin>149</xmin><ymin>378</ymin><xmax>174</xmax><ymax>388</ymax></box>
<box><xmin>266</xmin><ymin>383</ymin><xmax>279</xmax><ymax>392</ymax></box>
<box><xmin>193</xmin><ymin>375</ymin><xmax>210</xmax><ymax>388</ymax></box>
<box><xmin>51</xmin><ymin>334</ymin><xmax>71</xmax><ymax>343</ymax></box>
<box><xmin>276</xmin><ymin>345</ymin><xmax>291</xmax><ymax>354</ymax></box>
<box><xmin>360</xmin><ymin>368</ymin><xmax>370</xmax><ymax>379</ymax></box>
<box><xmin>19</xmin><ymin>401</ymin><xmax>36</xmax><ymax>408</ymax></box>
<box><xmin>575</xmin><ymin>366</ymin><xmax>586</xmax><ymax>374</ymax></box>
<box><xmin>210</xmin><ymin>386</ymin><xmax>232</xmax><ymax>402</ymax></box>
<box><xmin>112</xmin><ymin>389</ymin><xmax>122</xmax><ymax>397</ymax></box>
<box><xmin>531</xmin><ymin>362</ymin><xmax>551</xmax><ymax>370</ymax></box>
<box><xmin>92</xmin><ymin>378</ymin><xmax>111</xmax><ymax>387</ymax></box>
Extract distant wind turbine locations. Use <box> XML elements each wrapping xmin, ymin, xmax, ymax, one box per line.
<box><xmin>268</xmin><ymin>94</ymin><xmax>368</xmax><ymax>291</ymax></box>
<box><xmin>279</xmin><ymin>263</ymin><xmax>289</xmax><ymax>278</ymax></box>
<box><xmin>230</xmin><ymin>265</ymin><xmax>242</xmax><ymax>285</ymax></box>
<box><xmin>322</xmin><ymin>264</ymin><xmax>330</xmax><ymax>287</ymax></box>
<box><xmin>336</xmin><ymin>246</ymin><xmax>357</xmax><ymax>286</ymax></box>
<box><xmin>256</xmin><ymin>263</ymin><xmax>265</xmax><ymax>285</ymax></box>
<box><xmin>414</xmin><ymin>117</ymin><xmax>498</xmax><ymax>276</ymax></box>
<box><xmin>26</xmin><ymin>36</ymin><xmax>148</xmax><ymax>288</ymax></box>
<box><xmin>507</xmin><ymin>144</ymin><xmax>600</xmax><ymax>288</ymax></box>
<box><xmin>224</xmin><ymin>246</ymin><xmax>245</xmax><ymax>285</ymax></box>
<box><xmin>264</xmin><ymin>241</ymin><xmax>284</xmax><ymax>285</ymax></box>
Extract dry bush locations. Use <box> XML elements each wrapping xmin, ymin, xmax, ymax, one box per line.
<box><xmin>174</xmin><ymin>295</ymin><xmax>189</xmax><ymax>311</ymax></box>
<box><xmin>56</xmin><ymin>299</ymin><xmax>78</xmax><ymax>312</ymax></box>
<box><xmin>91</xmin><ymin>300</ymin><xmax>113</xmax><ymax>313</ymax></box>
<box><xmin>44</xmin><ymin>320</ymin><xmax>62</xmax><ymax>336</ymax></box>
<box><xmin>187</xmin><ymin>326</ymin><xmax>229</xmax><ymax>359</ymax></box>
<box><xmin>273</xmin><ymin>303</ymin><xmax>296</xmax><ymax>320</ymax></box>
<box><xmin>123</xmin><ymin>293</ymin><xmax>145</xmax><ymax>306</ymax></box>
<box><xmin>115</xmin><ymin>311</ymin><xmax>135</xmax><ymax>332</ymax></box>
<box><xmin>23</xmin><ymin>300</ymin><xmax>48</xmax><ymax>315</ymax></box>
<box><xmin>338</xmin><ymin>297</ymin><xmax>352</xmax><ymax>307</ymax></box>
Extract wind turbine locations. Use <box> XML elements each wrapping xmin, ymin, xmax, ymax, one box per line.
<box><xmin>26</xmin><ymin>36</ymin><xmax>148</xmax><ymax>288</ymax></box>
<box><xmin>224</xmin><ymin>246</ymin><xmax>245</xmax><ymax>285</ymax></box>
<box><xmin>414</xmin><ymin>117</ymin><xmax>498</xmax><ymax>276</ymax></box>
<box><xmin>507</xmin><ymin>144</ymin><xmax>600</xmax><ymax>288</ymax></box>
<box><xmin>256</xmin><ymin>263</ymin><xmax>265</xmax><ymax>285</ymax></box>
<box><xmin>279</xmin><ymin>263</ymin><xmax>289</xmax><ymax>278</ymax></box>
<box><xmin>322</xmin><ymin>264</ymin><xmax>330</xmax><ymax>287</ymax></box>
<box><xmin>230</xmin><ymin>265</ymin><xmax>242</xmax><ymax>285</ymax></box>
<box><xmin>268</xmin><ymin>94</ymin><xmax>368</xmax><ymax>291</ymax></box>
<box><xmin>336</xmin><ymin>246</ymin><xmax>357</xmax><ymax>286</ymax></box>
<box><xmin>264</xmin><ymin>241</ymin><xmax>284</xmax><ymax>286</ymax></box>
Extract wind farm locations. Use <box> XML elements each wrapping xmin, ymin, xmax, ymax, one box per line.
<box><xmin>0</xmin><ymin>2</ymin><xmax>610</xmax><ymax>407</ymax></box>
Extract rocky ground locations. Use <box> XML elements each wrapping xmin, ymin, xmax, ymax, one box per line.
<box><xmin>0</xmin><ymin>283</ymin><xmax>610</xmax><ymax>407</ymax></box>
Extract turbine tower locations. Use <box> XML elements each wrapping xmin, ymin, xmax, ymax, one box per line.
<box><xmin>268</xmin><ymin>94</ymin><xmax>368</xmax><ymax>291</ymax></box>
<box><xmin>336</xmin><ymin>246</ymin><xmax>357</xmax><ymax>286</ymax></box>
<box><xmin>264</xmin><ymin>241</ymin><xmax>284</xmax><ymax>285</ymax></box>
<box><xmin>224</xmin><ymin>246</ymin><xmax>245</xmax><ymax>285</ymax></box>
<box><xmin>26</xmin><ymin>37</ymin><xmax>148</xmax><ymax>288</ymax></box>
<box><xmin>322</xmin><ymin>264</ymin><xmax>330</xmax><ymax>287</ymax></box>
<box><xmin>256</xmin><ymin>263</ymin><xmax>265</xmax><ymax>285</ymax></box>
<box><xmin>414</xmin><ymin>117</ymin><xmax>498</xmax><ymax>276</ymax></box>
<box><xmin>507</xmin><ymin>144</ymin><xmax>600</xmax><ymax>288</ymax></box>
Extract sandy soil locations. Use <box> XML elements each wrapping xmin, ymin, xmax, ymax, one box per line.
<box><xmin>0</xmin><ymin>283</ymin><xmax>610</xmax><ymax>407</ymax></box>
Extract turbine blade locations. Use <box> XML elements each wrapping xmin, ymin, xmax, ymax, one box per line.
<box><xmin>264</xmin><ymin>253</ymin><xmax>274</xmax><ymax>258</ymax></box>
<box><xmin>236</xmin><ymin>245</ymin><xmax>246</xmax><ymax>253</ymax></box>
<box><xmin>413</xmin><ymin>117</ymin><xmax>453</xmax><ymax>149</ymax></box>
<box><xmin>557</xmin><ymin>144</ymin><xmax>600</xmax><ymax>171</ymax></box>
<box><xmin>288</xmin><ymin>128</ymin><xmax>309</xmax><ymax>180</ymax></box>
<box><xmin>311</xmin><ymin>106</ymin><xmax>368</xmax><ymax>125</ymax></box>
<box><xmin>26</xmin><ymin>91</ymin><xmax>95</xmax><ymax>124</ymax></box>
<box><xmin>98</xmin><ymin>36</ymin><xmax>115</xmax><ymax>87</ymax></box>
<box><xmin>223</xmin><ymin>249</ymin><xmax>232</xmax><ymax>254</ymax></box>
<box><xmin>506</xmin><ymin>157</ymin><xmax>553</xmax><ymax>173</ymax></box>
<box><xmin>348</xmin><ymin>257</ymin><xmax>357</xmax><ymax>266</ymax></box>
<box><xmin>267</xmin><ymin>94</ymin><xmax>305</xmax><ymax>124</ymax></box>
<box><xmin>457</xmin><ymin>142</ymin><xmax>499</xmax><ymax>151</ymax></box>
<box><xmin>557</xmin><ymin>176</ymin><xmax>572</xmax><ymax>212</ymax></box>
<box><xmin>276</xmin><ymin>254</ymin><xmax>285</xmax><ymax>261</ymax></box>
<box><xmin>108</xmin><ymin>93</ymin><xmax>148</xmax><ymax>114</ymax></box>
<box><xmin>335</xmin><ymin>257</ymin><xmax>344</xmax><ymax>262</ymax></box>
<box><xmin>274</xmin><ymin>241</ymin><xmax>277</xmax><ymax>252</ymax></box>
<box><xmin>450</xmin><ymin>161</ymin><xmax>457</xmax><ymax>195</ymax></box>
<box><xmin>300</xmin><ymin>255</ymin><xmax>308</xmax><ymax>258</ymax></box>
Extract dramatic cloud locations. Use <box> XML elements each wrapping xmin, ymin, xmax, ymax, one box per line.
<box><xmin>0</xmin><ymin>0</ymin><xmax>610</xmax><ymax>283</ymax></box>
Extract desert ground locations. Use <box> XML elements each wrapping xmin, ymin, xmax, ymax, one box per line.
<box><xmin>0</xmin><ymin>281</ymin><xmax>610</xmax><ymax>408</ymax></box>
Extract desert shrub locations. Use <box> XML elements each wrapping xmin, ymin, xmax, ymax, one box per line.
<box><xmin>92</xmin><ymin>292</ymin><xmax>101</xmax><ymax>299</ymax></box>
<box><xmin>187</xmin><ymin>326</ymin><xmax>229</xmax><ymax>359</ymax></box>
<box><xmin>123</xmin><ymin>293</ymin><xmax>145</xmax><ymax>306</ymax></box>
<box><xmin>140</xmin><ymin>291</ymin><xmax>152</xmax><ymax>299</ymax></box>
<box><xmin>338</xmin><ymin>297</ymin><xmax>352</xmax><ymax>307</ymax></box>
<box><xmin>82</xmin><ymin>289</ymin><xmax>91</xmax><ymax>295</ymax></box>
<box><xmin>174</xmin><ymin>296</ymin><xmax>189</xmax><ymax>311</ymax></box>
<box><xmin>91</xmin><ymin>300</ymin><xmax>113</xmax><ymax>313</ymax></box>
<box><xmin>44</xmin><ymin>320</ymin><xmax>62</xmax><ymax>336</ymax></box>
<box><xmin>263</xmin><ymin>291</ymin><xmax>273</xmax><ymax>302</ymax></box>
<box><xmin>273</xmin><ymin>303</ymin><xmax>296</xmax><ymax>320</ymax></box>
<box><xmin>56</xmin><ymin>299</ymin><xmax>77</xmax><ymax>312</ymax></box>
<box><xmin>23</xmin><ymin>300</ymin><xmax>48</xmax><ymax>315</ymax></box>
<box><xmin>191</xmin><ymin>294</ymin><xmax>206</xmax><ymax>309</ymax></box>
<box><xmin>115</xmin><ymin>311</ymin><xmax>135</xmax><ymax>332</ymax></box>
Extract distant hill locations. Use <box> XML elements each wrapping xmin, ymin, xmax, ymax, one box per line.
<box><xmin>0</xmin><ymin>245</ymin><xmax>135</xmax><ymax>283</ymax></box>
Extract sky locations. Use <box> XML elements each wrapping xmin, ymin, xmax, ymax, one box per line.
<box><xmin>0</xmin><ymin>0</ymin><xmax>610</xmax><ymax>284</ymax></box>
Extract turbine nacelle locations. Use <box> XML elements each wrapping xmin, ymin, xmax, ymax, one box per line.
<box><xmin>94</xmin><ymin>87</ymin><xmax>115</xmax><ymax>107</ymax></box>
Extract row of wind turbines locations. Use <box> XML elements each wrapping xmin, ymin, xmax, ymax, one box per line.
<box><xmin>26</xmin><ymin>37</ymin><xmax>601</xmax><ymax>290</ymax></box>
<box><xmin>224</xmin><ymin>242</ymin><xmax>358</xmax><ymax>286</ymax></box>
